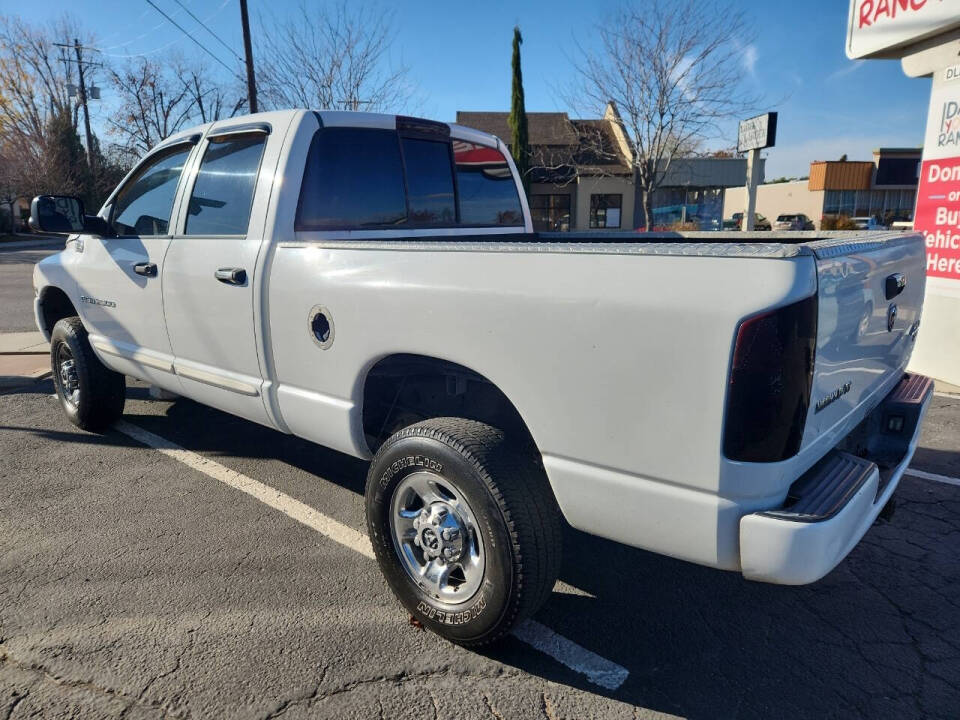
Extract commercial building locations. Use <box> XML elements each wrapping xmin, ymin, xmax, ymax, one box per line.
<box><xmin>456</xmin><ymin>103</ymin><xmax>758</xmax><ymax>231</ymax></box>
<box><xmin>724</xmin><ymin>148</ymin><xmax>921</xmax><ymax>228</ymax></box>
<box><xmin>456</xmin><ymin>104</ymin><xmax>635</xmax><ymax>232</ymax></box>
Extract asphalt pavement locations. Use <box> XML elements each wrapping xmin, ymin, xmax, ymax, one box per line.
<box><xmin>1</xmin><ymin>238</ymin><xmax>959</xmax><ymax>719</ymax></box>
<box><xmin>0</xmin><ymin>237</ymin><xmax>63</xmax><ymax>333</ymax></box>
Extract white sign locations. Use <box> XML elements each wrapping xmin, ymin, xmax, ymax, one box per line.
<box><xmin>737</xmin><ymin>113</ymin><xmax>777</xmax><ymax>153</ymax></box>
<box><xmin>846</xmin><ymin>0</ymin><xmax>960</xmax><ymax>60</ymax></box>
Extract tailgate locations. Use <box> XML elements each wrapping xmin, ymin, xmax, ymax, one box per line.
<box><xmin>802</xmin><ymin>233</ymin><xmax>926</xmax><ymax>443</ymax></box>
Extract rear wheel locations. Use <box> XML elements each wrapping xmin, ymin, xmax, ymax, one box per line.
<box><xmin>50</xmin><ymin>317</ymin><xmax>125</xmax><ymax>432</ymax></box>
<box><xmin>365</xmin><ymin>417</ymin><xmax>561</xmax><ymax>646</ymax></box>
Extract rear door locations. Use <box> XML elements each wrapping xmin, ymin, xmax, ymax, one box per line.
<box><xmin>161</xmin><ymin>122</ymin><xmax>278</xmax><ymax>426</ymax></box>
<box><xmin>803</xmin><ymin>234</ymin><xmax>926</xmax><ymax>440</ymax></box>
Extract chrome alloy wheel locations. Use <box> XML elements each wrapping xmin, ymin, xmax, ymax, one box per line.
<box><xmin>389</xmin><ymin>471</ymin><xmax>485</xmax><ymax>604</ymax></box>
<box><xmin>55</xmin><ymin>343</ymin><xmax>80</xmax><ymax>409</ymax></box>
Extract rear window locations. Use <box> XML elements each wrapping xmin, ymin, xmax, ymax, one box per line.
<box><xmin>454</xmin><ymin>141</ymin><xmax>524</xmax><ymax>226</ymax></box>
<box><xmin>297</xmin><ymin>127</ymin><xmax>407</xmax><ymax>230</ymax></box>
<box><xmin>185</xmin><ymin>135</ymin><xmax>266</xmax><ymax>235</ymax></box>
<box><xmin>401</xmin><ymin>137</ymin><xmax>456</xmax><ymax>226</ymax></box>
<box><xmin>296</xmin><ymin>127</ymin><xmax>524</xmax><ymax>231</ymax></box>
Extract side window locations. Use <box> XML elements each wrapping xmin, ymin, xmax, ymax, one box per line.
<box><xmin>453</xmin><ymin>141</ymin><xmax>524</xmax><ymax>227</ymax></box>
<box><xmin>111</xmin><ymin>146</ymin><xmax>192</xmax><ymax>236</ymax></box>
<box><xmin>400</xmin><ymin>137</ymin><xmax>455</xmax><ymax>226</ymax></box>
<box><xmin>296</xmin><ymin>128</ymin><xmax>406</xmax><ymax>230</ymax></box>
<box><xmin>185</xmin><ymin>135</ymin><xmax>266</xmax><ymax>236</ymax></box>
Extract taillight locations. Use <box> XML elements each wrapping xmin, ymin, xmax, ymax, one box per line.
<box><xmin>723</xmin><ymin>295</ymin><xmax>818</xmax><ymax>463</ymax></box>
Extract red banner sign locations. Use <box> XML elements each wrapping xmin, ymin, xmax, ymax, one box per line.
<box><xmin>915</xmin><ymin>158</ymin><xmax>960</xmax><ymax>280</ymax></box>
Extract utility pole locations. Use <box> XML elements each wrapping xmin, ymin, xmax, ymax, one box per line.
<box><xmin>55</xmin><ymin>40</ymin><xmax>100</xmax><ymax>170</ymax></box>
<box><xmin>239</xmin><ymin>0</ymin><xmax>257</xmax><ymax>113</ymax></box>
<box><xmin>73</xmin><ymin>39</ymin><xmax>95</xmax><ymax>170</ymax></box>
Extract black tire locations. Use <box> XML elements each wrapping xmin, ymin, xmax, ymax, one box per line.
<box><xmin>50</xmin><ymin>317</ymin><xmax>125</xmax><ymax>432</ymax></box>
<box><xmin>365</xmin><ymin>417</ymin><xmax>562</xmax><ymax>646</ymax></box>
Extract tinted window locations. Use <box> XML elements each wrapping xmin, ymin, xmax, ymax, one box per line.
<box><xmin>185</xmin><ymin>135</ymin><xmax>266</xmax><ymax>235</ymax></box>
<box><xmin>589</xmin><ymin>193</ymin><xmax>622</xmax><ymax>229</ymax></box>
<box><xmin>401</xmin><ymin>137</ymin><xmax>455</xmax><ymax>226</ymax></box>
<box><xmin>529</xmin><ymin>194</ymin><xmax>571</xmax><ymax>232</ymax></box>
<box><xmin>875</xmin><ymin>157</ymin><xmax>920</xmax><ymax>186</ymax></box>
<box><xmin>296</xmin><ymin>128</ymin><xmax>406</xmax><ymax>230</ymax></box>
<box><xmin>112</xmin><ymin>147</ymin><xmax>191</xmax><ymax>236</ymax></box>
<box><xmin>453</xmin><ymin>141</ymin><xmax>524</xmax><ymax>226</ymax></box>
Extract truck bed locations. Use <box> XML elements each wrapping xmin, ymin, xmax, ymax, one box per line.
<box><xmin>287</xmin><ymin>230</ymin><xmax>920</xmax><ymax>260</ymax></box>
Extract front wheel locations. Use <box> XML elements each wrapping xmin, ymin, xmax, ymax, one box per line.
<box><xmin>50</xmin><ymin>317</ymin><xmax>125</xmax><ymax>432</ymax></box>
<box><xmin>365</xmin><ymin>418</ymin><xmax>561</xmax><ymax>646</ymax></box>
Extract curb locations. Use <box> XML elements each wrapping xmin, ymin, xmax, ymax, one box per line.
<box><xmin>0</xmin><ymin>368</ymin><xmax>52</xmax><ymax>390</ymax></box>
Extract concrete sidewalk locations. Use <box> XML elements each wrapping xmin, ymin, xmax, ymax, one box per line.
<box><xmin>0</xmin><ymin>331</ymin><xmax>50</xmax><ymax>389</ymax></box>
<box><xmin>0</xmin><ymin>331</ymin><xmax>48</xmax><ymax>354</ymax></box>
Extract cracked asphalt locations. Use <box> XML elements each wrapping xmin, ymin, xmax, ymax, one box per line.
<box><xmin>1</xmin><ymin>380</ymin><xmax>958</xmax><ymax>719</ymax></box>
<box><xmin>1</xmin><ymin>241</ymin><xmax>959</xmax><ymax>718</ymax></box>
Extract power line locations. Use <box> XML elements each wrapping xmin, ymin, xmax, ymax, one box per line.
<box><xmin>143</xmin><ymin>0</ymin><xmax>241</xmax><ymax>79</ymax></box>
<box><xmin>170</xmin><ymin>0</ymin><xmax>243</xmax><ymax>63</ymax></box>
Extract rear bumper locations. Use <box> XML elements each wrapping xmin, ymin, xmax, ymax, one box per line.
<box><xmin>739</xmin><ymin>373</ymin><xmax>933</xmax><ymax>585</ymax></box>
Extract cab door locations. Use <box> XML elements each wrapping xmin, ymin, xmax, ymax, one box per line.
<box><xmin>161</xmin><ymin>122</ymin><xmax>277</xmax><ymax>426</ymax></box>
<box><xmin>78</xmin><ymin>140</ymin><xmax>197</xmax><ymax>390</ymax></box>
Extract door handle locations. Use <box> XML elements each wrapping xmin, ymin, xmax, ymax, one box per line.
<box><xmin>885</xmin><ymin>273</ymin><xmax>906</xmax><ymax>300</ymax></box>
<box><xmin>133</xmin><ymin>262</ymin><xmax>158</xmax><ymax>277</ymax></box>
<box><xmin>215</xmin><ymin>267</ymin><xmax>247</xmax><ymax>285</ymax></box>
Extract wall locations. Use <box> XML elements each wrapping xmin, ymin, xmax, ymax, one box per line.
<box><xmin>808</xmin><ymin>161</ymin><xmax>874</xmax><ymax>190</ymax></box>
<box><xmin>660</xmin><ymin>157</ymin><xmax>763</xmax><ymax>188</ymax></box>
<box><xmin>575</xmin><ymin>175</ymin><xmax>635</xmax><ymax>230</ymax></box>
<box><xmin>724</xmin><ymin>182</ymin><xmax>826</xmax><ymax>227</ymax></box>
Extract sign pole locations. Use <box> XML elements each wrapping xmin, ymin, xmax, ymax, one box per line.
<box><xmin>744</xmin><ymin>148</ymin><xmax>762</xmax><ymax>231</ymax></box>
<box><xmin>737</xmin><ymin>112</ymin><xmax>777</xmax><ymax>230</ymax></box>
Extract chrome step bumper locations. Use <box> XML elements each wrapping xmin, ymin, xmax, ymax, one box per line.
<box><xmin>739</xmin><ymin>374</ymin><xmax>933</xmax><ymax>585</ymax></box>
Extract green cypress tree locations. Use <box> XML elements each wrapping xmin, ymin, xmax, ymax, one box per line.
<box><xmin>508</xmin><ymin>26</ymin><xmax>530</xmax><ymax>195</ymax></box>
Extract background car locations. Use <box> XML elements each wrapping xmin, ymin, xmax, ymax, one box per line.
<box><xmin>729</xmin><ymin>212</ymin><xmax>772</xmax><ymax>230</ymax></box>
<box><xmin>774</xmin><ymin>213</ymin><xmax>815</xmax><ymax>230</ymax></box>
<box><xmin>852</xmin><ymin>216</ymin><xmax>887</xmax><ymax>230</ymax></box>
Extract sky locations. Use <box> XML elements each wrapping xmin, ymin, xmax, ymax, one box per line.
<box><xmin>0</xmin><ymin>0</ymin><xmax>932</xmax><ymax>179</ymax></box>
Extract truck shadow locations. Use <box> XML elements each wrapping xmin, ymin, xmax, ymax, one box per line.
<box><xmin>7</xmin><ymin>384</ymin><xmax>958</xmax><ymax>719</ymax></box>
<box><xmin>142</xmin><ymin>392</ymin><xmax>960</xmax><ymax>719</ymax></box>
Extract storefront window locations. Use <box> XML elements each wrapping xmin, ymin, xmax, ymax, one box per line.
<box><xmin>650</xmin><ymin>187</ymin><xmax>722</xmax><ymax>230</ymax></box>
<box><xmin>529</xmin><ymin>194</ymin><xmax>572</xmax><ymax>231</ymax></box>
<box><xmin>589</xmin><ymin>194</ymin><xmax>622</xmax><ymax>228</ymax></box>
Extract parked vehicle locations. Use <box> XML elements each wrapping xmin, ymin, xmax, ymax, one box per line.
<box><xmin>852</xmin><ymin>215</ymin><xmax>887</xmax><ymax>231</ymax></box>
<box><xmin>31</xmin><ymin>110</ymin><xmax>931</xmax><ymax>646</ymax></box>
<box><xmin>774</xmin><ymin>213</ymin><xmax>816</xmax><ymax>231</ymax></box>
<box><xmin>730</xmin><ymin>211</ymin><xmax>772</xmax><ymax>230</ymax></box>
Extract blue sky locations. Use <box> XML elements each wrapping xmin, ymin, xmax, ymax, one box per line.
<box><xmin>2</xmin><ymin>0</ymin><xmax>931</xmax><ymax>178</ymax></box>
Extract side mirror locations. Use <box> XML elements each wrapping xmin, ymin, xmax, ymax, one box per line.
<box><xmin>29</xmin><ymin>195</ymin><xmax>112</xmax><ymax>237</ymax></box>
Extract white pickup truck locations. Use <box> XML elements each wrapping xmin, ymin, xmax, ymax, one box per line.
<box><xmin>30</xmin><ymin>109</ymin><xmax>932</xmax><ymax>646</ymax></box>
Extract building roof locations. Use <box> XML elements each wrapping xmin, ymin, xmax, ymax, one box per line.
<box><xmin>455</xmin><ymin>111</ymin><xmax>580</xmax><ymax>146</ymax></box>
<box><xmin>455</xmin><ymin>109</ymin><xmax>632</xmax><ymax>181</ymax></box>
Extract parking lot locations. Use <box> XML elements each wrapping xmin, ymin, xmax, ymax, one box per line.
<box><xmin>1</xmin><ymin>240</ymin><xmax>959</xmax><ymax>719</ymax></box>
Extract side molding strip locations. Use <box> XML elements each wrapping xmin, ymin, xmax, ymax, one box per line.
<box><xmin>175</xmin><ymin>363</ymin><xmax>261</xmax><ymax>397</ymax></box>
<box><xmin>90</xmin><ymin>338</ymin><xmax>175</xmax><ymax>373</ymax></box>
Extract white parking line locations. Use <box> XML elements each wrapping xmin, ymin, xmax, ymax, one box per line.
<box><xmin>114</xmin><ymin>420</ymin><xmax>629</xmax><ymax>691</ymax></box>
<box><xmin>906</xmin><ymin>467</ymin><xmax>960</xmax><ymax>488</ymax></box>
<box><xmin>116</xmin><ymin>421</ymin><xmax>374</xmax><ymax>558</ymax></box>
<box><xmin>512</xmin><ymin>619</ymin><xmax>629</xmax><ymax>690</ymax></box>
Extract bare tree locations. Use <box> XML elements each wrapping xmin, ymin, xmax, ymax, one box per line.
<box><xmin>256</xmin><ymin>2</ymin><xmax>417</xmax><ymax>112</ymax></box>
<box><xmin>175</xmin><ymin>58</ymin><xmax>247</xmax><ymax>124</ymax></box>
<box><xmin>0</xmin><ymin>15</ymin><xmax>84</xmax><ymax>146</ymax></box>
<box><xmin>108</xmin><ymin>52</ymin><xmax>248</xmax><ymax>161</ymax></box>
<box><xmin>572</xmin><ymin>0</ymin><xmax>759</xmax><ymax>229</ymax></box>
<box><xmin>0</xmin><ymin>15</ymin><xmax>97</xmax><ymax>214</ymax></box>
<box><xmin>107</xmin><ymin>58</ymin><xmax>194</xmax><ymax>159</ymax></box>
